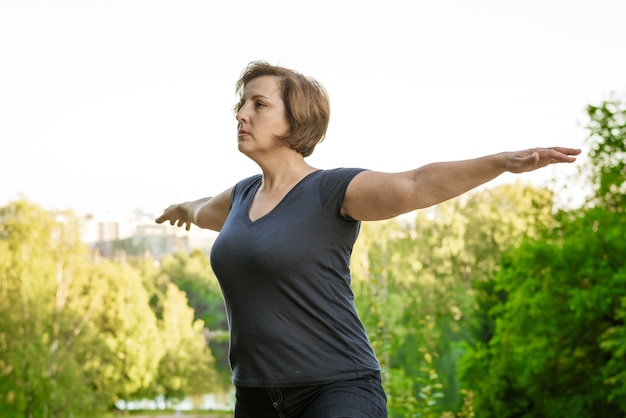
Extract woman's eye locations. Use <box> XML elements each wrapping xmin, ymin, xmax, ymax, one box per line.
<box><xmin>255</xmin><ymin>101</ymin><xmax>265</xmax><ymax>108</ymax></box>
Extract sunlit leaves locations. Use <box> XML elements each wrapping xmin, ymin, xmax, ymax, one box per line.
<box><xmin>0</xmin><ymin>201</ymin><xmax>221</xmax><ymax>416</ymax></box>
<box><xmin>584</xmin><ymin>94</ymin><xmax>626</xmax><ymax>212</ymax></box>
<box><xmin>352</xmin><ymin>182</ymin><xmax>555</xmax><ymax>415</ymax></box>
<box><xmin>155</xmin><ymin>283</ymin><xmax>217</xmax><ymax>404</ymax></box>
<box><xmin>462</xmin><ymin>207</ymin><xmax>626</xmax><ymax>417</ymax></box>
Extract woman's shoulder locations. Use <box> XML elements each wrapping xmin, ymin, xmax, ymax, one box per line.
<box><xmin>317</xmin><ymin>168</ymin><xmax>368</xmax><ymax>209</ymax></box>
<box><xmin>231</xmin><ymin>174</ymin><xmax>263</xmax><ymax>198</ymax></box>
<box><xmin>235</xmin><ymin>173</ymin><xmax>263</xmax><ymax>187</ymax></box>
<box><xmin>319</xmin><ymin>167</ymin><xmax>368</xmax><ymax>183</ymax></box>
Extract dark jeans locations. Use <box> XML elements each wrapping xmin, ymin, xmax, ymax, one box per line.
<box><xmin>234</xmin><ymin>372</ymin><xmax>388</xmax><ymax>418</ymax></box>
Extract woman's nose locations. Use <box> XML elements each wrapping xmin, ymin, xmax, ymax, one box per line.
<box><xmin>236</xmin><ymin>105</ymin><xmax>248</xmax><ymax>123</ymax></box>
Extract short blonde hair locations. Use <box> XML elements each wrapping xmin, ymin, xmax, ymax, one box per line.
<box><xmin>234</xmin><ymin>61</ymin><xmax>330</xmax><ymax>157</ymax></box>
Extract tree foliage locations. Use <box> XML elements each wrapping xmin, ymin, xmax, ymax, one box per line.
<box><xmin>584</xmin><ymin>93</ymin><xmax>626</xmax><ymax>211</ymax></box>
<box><xmin>0</xmin><ymin>201</ymin><xmax>219</xmax><ymax>417</ymax></box>
<box><xmin>158</xmin><ymin>250</ymin><xmax>227</xmax><ymax>331</ymax></box>
<box><xmin>352</xmin><ymin>182</ymin><xmax>556</xmax><ymax>416</ymax></box>
<box><xmin>85</xmin><ymin>260</ymin><xmax>164</xmax><ymax>405</ymax></box>
<box><xmin>0</xmin><ymin>201</ymin><xmax>108</xmax><ymax>416</ymax></box>
<box><xmin>155</xmin><ymin>283</ymin><xmax>217</xmax><ymax>404</ymax></box>
<box><xmin>459</xmin><ymin>207</ymin><xmax>626</xmax><ymax>416</ymax></box>
<box><xmin>460</xmin><ymin>94</ymin><xmax>626</xmax><ymax>416</ymax></box>
<box><xmin>157</xmin><ymin>250</ymin><xmax>231</xmax><ymax>389</ymax></box>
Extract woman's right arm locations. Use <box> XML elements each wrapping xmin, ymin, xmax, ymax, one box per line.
<box><xmin>155</xmin><ymin>187</ymin><xmax>233</xmax><ymax>232</ymax></box>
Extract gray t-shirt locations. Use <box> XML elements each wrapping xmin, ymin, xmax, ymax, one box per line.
<box><xmin>210</xmin><ymin>168</ymin><xmax>380</xmax><ymax>387</ymax></box>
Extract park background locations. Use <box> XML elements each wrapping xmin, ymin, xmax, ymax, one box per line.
<box><xmin>1</xmin><ymin>1</ymin><xmax>626</xmax><ymax>417</ymax></box>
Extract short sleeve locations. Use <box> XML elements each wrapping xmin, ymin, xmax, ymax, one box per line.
<box><xmin>318</xmin><ymin>168</ymin><xmax>368</xmax><ymax>217</ymax></box>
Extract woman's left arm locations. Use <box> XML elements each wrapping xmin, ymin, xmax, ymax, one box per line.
<box><xmin>342</xmin><ymin>147</ymin><xmax>581</xmax><ymax>221</ymax></box>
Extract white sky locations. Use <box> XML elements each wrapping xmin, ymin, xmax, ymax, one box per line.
<box><xmin>1</xmin><ymin>0</ymin><xmax>625</xmax><ymax>216</ymax></box>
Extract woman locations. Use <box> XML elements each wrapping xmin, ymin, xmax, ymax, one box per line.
<box><xmin>156</xmin><ymin>61</ymin><xmax>580</xmax><ymax>417</ymax></box>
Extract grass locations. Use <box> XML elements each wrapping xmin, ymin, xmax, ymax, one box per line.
<box><xmin>104</xmin><ymin>410</ymin><xmax>232</xmax><ymax>418</ymax></box>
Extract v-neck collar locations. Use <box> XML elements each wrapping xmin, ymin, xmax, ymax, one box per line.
<box><xmin>245</xmin><ymin>170</ymin><xmax>321</xmax><ymax>225</ymax></box>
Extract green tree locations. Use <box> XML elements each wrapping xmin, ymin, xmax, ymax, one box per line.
<box><xmin>159</xmin><ymin>250</ymin><xmax>227</xmax><ymax>329</ymax></box>
<box><xmin>155</xmin><ymin>283</ymin><xmax>218</xmax><ymax>405</ymax></box>
<box><xmin>158</xmin><ymin>250</ymin><xmax>231</xmax><ymax>388</ymax></box>
<box><xmin>84</xmin><ymin>260</ymin><xmax>164</xmax><ymax>410</ymax></box>
<box><xmin>584</xmin><ymin>93</ymin><xmax>626</xmax><ymax>408</ymax></box>
<box><xmin>584</xmin><ymin>94</ymin><xmax>626</xmax><ymax>211</ymax></box>
<box><xmin>0</xmin><ymin>201</ymin><xmax>106</xmax><ymax>417</ymax></box>
<box><xmin>0</xmin><ymin>201</ymin><xmax>227</xmax><ymax>416</ymax></box>
<box><xmin>352</xmin><ymin>182</ymin><xmax>556</xmax><ymax>415</ymax></box>
<box><xmin>601</xmin><ymin>291</ymin><xmax>626</xmax><ymax>410</ymax></box>
<box><xmin>460</xmin><ymin>207</ymin><xmax>626</xmax><ymax>416</ymax></box>
<box><xmin>460</xmin><ymin>94</ymin><xmax>626</xmax><ymax>416</ymax></box>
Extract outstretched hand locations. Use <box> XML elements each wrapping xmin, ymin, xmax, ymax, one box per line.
<box><xmin>505</xmin><ymin>147</ymin><xmax>581</xmax><ymax>174</ymax></box>
<box><xmin>155</xmin><ymin>204</ymin><xmax>192</xmax><ymax>231</ymax></box>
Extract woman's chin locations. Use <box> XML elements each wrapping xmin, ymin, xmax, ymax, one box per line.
<box><xmin>237</xmin><ymin>141</ymin><xmax>252</xmax><ymax>156</ymax></box>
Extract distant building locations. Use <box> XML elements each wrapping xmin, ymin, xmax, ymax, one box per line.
<box><xmin>80</xmin><ymin>208</ymin><xmax>217</xmax><ymax>260</ymax></box>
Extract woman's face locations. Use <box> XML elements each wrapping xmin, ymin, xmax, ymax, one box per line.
<box><xmin>236</xmin><ymin>75</ymin><xmax>290</xmax><ymax>156</ymax></box>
